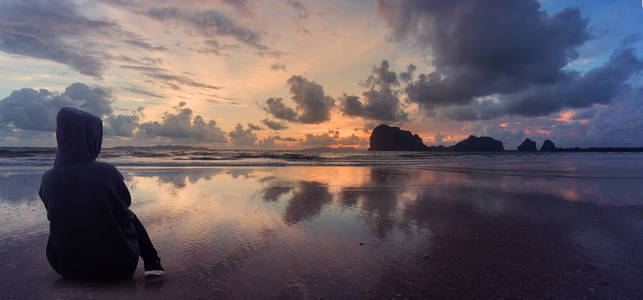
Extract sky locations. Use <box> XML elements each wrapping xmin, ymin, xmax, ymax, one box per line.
<box><xmin>0</xmin><ymin>0</ymin><xmax>642</xmax><ymax>149</ymax></box>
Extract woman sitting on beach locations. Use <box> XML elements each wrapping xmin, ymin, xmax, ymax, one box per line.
<box><xmin>39</xmin><ymin>107</ymin><xmax>165</xmax><ymax>280</ymax></box>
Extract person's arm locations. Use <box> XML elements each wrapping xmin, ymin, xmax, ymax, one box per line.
<box><xmin>38</xmin><ymin>174</ymin><xmax>50</xmax><ymax>221</ymax></box>
<box><xmin>114</xmin><ymin>171</ymin><xmax>132</xmax><ymax>208</ymax></box>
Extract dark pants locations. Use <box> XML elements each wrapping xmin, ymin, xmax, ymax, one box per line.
<box><xmin>47</xmin><ymin>212</ymin><xmax>161</xmax><ymax>280</ymax></box>
<box><xmin>130</xmin><ymin>211</ymin><xmax>162</xmax><ymax>270</ymax></box>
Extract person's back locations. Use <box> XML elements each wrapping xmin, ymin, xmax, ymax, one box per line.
<box><xmin>40</xmin><ymin>162</ymin><xmax>140</xmax><ymax>280</ymax></box>
<box><xmin>39</xmin><ymin>107</ymin><xmax>163</xmax><ymax>280</ymax></box>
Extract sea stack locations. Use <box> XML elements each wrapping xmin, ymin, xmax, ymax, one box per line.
<box><xmin>540</xmin><ymin>140</ymin><xmax>557</xmax><ymax>151</ymax></box>
<box><xmin>368</xmin><ymin>124</ymin><xmax>429</xmax><ymax>151</ymax></box>
<box><xmin>450</xmin><ymin>135</ymin><xmax>504</xmax><ymax>152</ymax></box>
<box><xmin>517</xmin><ymin>138</ymin><xmax>537</xmax><ymax>151</ymax></box>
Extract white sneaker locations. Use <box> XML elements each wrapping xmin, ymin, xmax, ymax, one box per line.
<box><xmin>144</xmin><ymin>270</ymin><xmax>166</xmax><ymax>279</ymax></box>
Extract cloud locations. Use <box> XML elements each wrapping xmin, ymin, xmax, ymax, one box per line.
<box><xmin>138</xmin><ymin>102</ymin><xmax>227</xmax><ymax>142</ymax></box>
<box><xmin>377</xmin><ymin>0</ymin><xmax>642</xmax><ymax>120</ymax></box>
<box><xmin>123</xmin><ymin>38</ymin><xmax>168</xmax><ymax>51</ymax></box>
<box><xmin>195</xmin><ymin>39</ymin><xmax>239</xmax><ymax>56</ymax></box>
<box><xmin>120</xmin><ymin>65</ymin><xmax>221</xmax><ymax>90</ymax></box>
<box><xmin>145</xmin><ymin>7</ymin><xmax>267</xmax><ymax>50</ymax></box>
<box><xmin>296</xmin><ymin>28</ymin><xmax>311</xmax><ymax>35</ymax></box>
<box><xmin>63</xmin><ymin>83</ymin><xmax>115</xmax><ymax>117</ymax></box>
<box><xmin>288</xmin><ymin>75</ymin><xmax>335</xmax><ymax>123</ymax></box>
<box><xmin>263</xmin><ymin>98</ymin><xmax>297</xmax><ymax>121</ymax></box>
<box><xmin>0</xmin><ymin>83</ymin><xmax>114</xmax><ymax>131</ymax></box>
<box><xmin>398</xmin><ymin>64</ymin><xmax>416</xmax><ymax>83</ymax></box>
<box><xmin>300</xmin><ymin>130</ymin><xmax>366</xmax><ymax>147</ymax></box>
<box><xmin>104</xmin><ymin>114</ymin><xmax>140</xmax><ymax>137</ymax></box>
<box><xmin>285</xmin><ymin>0</ymin><xmax>309</xmax><ymax>19</ymax></box>
<box><xmin>441</xmin><ymin>47</ymin><xmax>643</xmax><ymax>120</ymax></box>
<box><xmin>218</xmin><ymin>0</ymin><xmax>258</xmax><ymax>16</ymax></box>
<box><xmin>142</xmin><ymin>72</ymin><xmax>221</xmax><ymax>90</ymax></box>
<box><xmin>121</xmin><ymin>86</ymin><xmax>167</xmax><ymax>98</ymax></box>
<box><xmin>228</xmin><ymin>123</ymin><xmax>258</xmax><ymax>146</ymax></box>
<box><xmin>270</xmin><ymin>63</ymin><xmax>286</xmax><ymax>71</ymax></box>
<box><xmin>261</xmin><ymin>118</ymin><xmax>288</xmax><ymax>130</ymax></box>
<box><xmin>247</xmin><ymin>123</ymin><xmax>262</xmax><ymax>130</ymax></box>
<box><xmin>0</xmin><ymin>0</ymin><xmax>115</xmax><ymax>77</ymax></box>
<box><xmin>340</xmin><ymin>60</ymin><xmax>408</xmax><ymax>121</ymax></box>
<box><xmin>257</xmin><ymin>135</ymin><xmax>299</xmax><ymax>148</ymax></box>
<box><xmin>547</xmin><ymin>88</ymin><xmax>643</xmax><ymax>147</ymax></box>
<box><xmin>263</xmin><ymin>76</ymin><xmax>335</xmax><ymax>124</ymax></box>
<box><xmin>277</xmin><ymin>136</ymin><xmax>298</xmax><ymax>142</ymax></box>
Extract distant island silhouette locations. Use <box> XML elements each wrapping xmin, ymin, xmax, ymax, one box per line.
<box><xmin>369</xmin><ymin>124</ymin><xmax>643</xmax><ymax>152</ymax></box>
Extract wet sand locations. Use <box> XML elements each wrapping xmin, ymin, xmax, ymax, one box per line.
<box><xmin>1</xmin><ymin>161</ymin><xmax>642</xmax><ymax>299</ymax></box>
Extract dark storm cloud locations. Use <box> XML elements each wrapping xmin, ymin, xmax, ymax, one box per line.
<box><xmin>442</xmin><ymin>47</ymin><xmax>643</xmax><ymax>120</ymax></box>
<box><xmin>263</xmin><ymin>98</ymin><xmax>297</xmax><ymax>122</ymax></box>
<box><xmin>571</xmin><ymin>109</ymin><xmax>595</xmax><ymax>120</ymax></box>
<box><xmin>340</xmin><ymin>61</ymin><xmax>408</xmax><ymax>122</ymax></box>
<box><xmin>0</xmin><ymin>0</ymin><xmax>116</xmax><ymax>77</ymax></box>
<box><xmin>261</xmin><ymin>118</ymin><xmax>288</xmax><ymax>130</ymax></box>
<box><xmin>552</xmin><ymin>88</ymin><xmax>643</xmax><ymax>147</ymax></box>
<box><xmin>285</xmin><ymin>0</ymin><xmax>309</xmax><ymax>19</ymax></box>
<box><xmin>377</xmin><ymin>0</ymin><xmax>641</xmax><ymax>120</ymax></box>
<box><xmin>145</xmin><ymin>7</ymin><xmax>267</xmax><ymax>50</ymax></box>
<box><xmin>228</xmin><ymin>123</ymin><xmax>258</xmax><ymax>146</ymax></box>
<box><xmin>138</xmin><ymin>102</ymin><xmax>227</xmax><ymax>142</ymax></box>
<box><xmin>0</xmin><ymin>83</ymin><xmax>114</xmax><ymax>131</ymax></box>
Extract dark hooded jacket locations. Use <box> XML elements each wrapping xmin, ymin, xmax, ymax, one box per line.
<box><xmin>39</xmin><ymin>107</ymin><xmax>139</xmax><ymax>280</ymax></box>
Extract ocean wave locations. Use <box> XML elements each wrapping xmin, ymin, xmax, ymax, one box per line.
<box><xmin>2</xmin><ymin>147</ymin><xmax>641</xmax><ymax>171</ymax></box>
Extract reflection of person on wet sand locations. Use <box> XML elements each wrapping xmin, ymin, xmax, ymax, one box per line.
<box><xmin>39</xmin><ymin>107</ymin><xmax>165</xmax><ymax>280</ymax></box>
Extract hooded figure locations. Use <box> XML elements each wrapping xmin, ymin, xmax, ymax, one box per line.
<box><xmin>39</xmin><ymin>107</ymin><xmax>164</xmax><ymax>280</ymax></box>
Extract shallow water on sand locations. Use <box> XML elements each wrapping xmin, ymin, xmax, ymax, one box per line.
<box><xmin>1</xmin><ymin>156</ymin><xmax>642</xmax><ymax>298</ymax></box>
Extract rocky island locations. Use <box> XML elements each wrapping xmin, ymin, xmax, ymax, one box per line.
<box><xmin>450</xmin><ymin>135</ymin><xmax>504</xmax><ymax>152</ymax></box>
<box><xmin>369</xmin><ymin>124</ymin><xmax>503</xmax><ymax>152</ymax></box>
<box><xmin>517</xmin><ymin>139</ymin><xmax>537</xmax><ymax>151</ymax></box>
<box><xmin>540</xmin><ymin>140</ymin><xmax>557</xmax><ymax>152</ymax></box>
<box><xmin>368</xmin><ymin>124</ymin><xmax>429</xmax><ymax>151</ymax></box>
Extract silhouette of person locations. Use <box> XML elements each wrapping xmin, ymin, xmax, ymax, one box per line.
<box><xmin>39</xmin><ymin>107</ymin><xmax>165</xmax><ymax>280</ymax></box>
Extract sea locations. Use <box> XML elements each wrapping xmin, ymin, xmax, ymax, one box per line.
<box><xmin>2</xmin><ymin>146</ymin><xmax>643</xmax><ymax>180</ymax></box>
<box><xmin>0</xmin><ymin>146</ymin><xmax>502</xmax><ymax>167</ymax></box>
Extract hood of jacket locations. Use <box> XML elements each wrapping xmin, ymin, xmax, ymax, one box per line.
<box><xmin>54</xmin><ymin>107</ymin><xmax>103</xmax><ymax>167</ymax></box>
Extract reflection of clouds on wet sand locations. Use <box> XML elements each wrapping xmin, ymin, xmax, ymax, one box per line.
<box><xmin>122</xmin><ymin>168</ymin><xmax>226</xmax><ymax>190</ymax></box>
<box><xmin>283</xmin><ymin>181</ymin><xmax>332</xmax><ymax>225</ymax></box>
<box><xmin>1</xmin><ymin>164</ymin><xmax>643</xmax><ymax>298</ymax></box>
<box><xmin>261</xmin><ymin>186</ymin><xmax>292</xmax><ymax>202</ymax></box>
<box><xmin>0</xmin><ymin>169</ymin><xmax>48</xmax><ymax>236</ymax></box>
<box><xmin>0</xmin><ymin>170</ymin><xmax>42</xmax><ymax>203</ymax></box>
<box><xmin>339</xmin><ymin>168</ymin><xmax>413</xmax><ymax>238</ymax></box>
